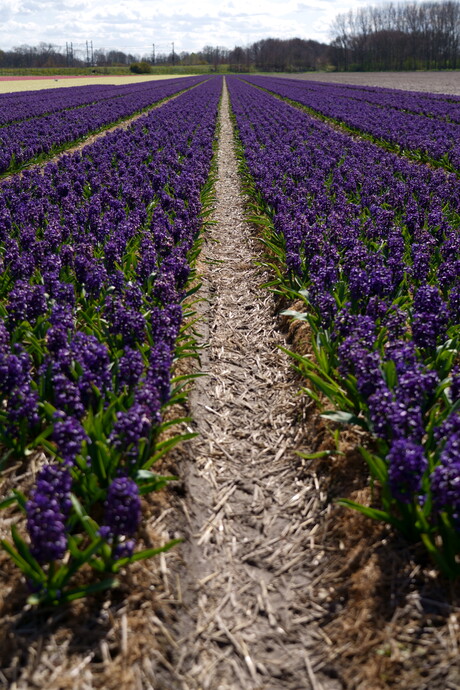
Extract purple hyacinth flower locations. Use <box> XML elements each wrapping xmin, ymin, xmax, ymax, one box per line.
<box><xmin>102</xmin><ymin>476</ymin><xmax>141</xmax><ymax>537</ymax></box>
<box><xmin>118</xmin><ymin>346</ymin><xmax>144</xmax><ymax>389</ymax></box>
<box><xmin>451</xmin><ymin>366</ymin><xmax>460</xmax><ymax>403</ymax></box>
<box><xmin>431</xmin><ymin>461</ymin><xmax>460</xmax><ymax>526</ymax></box>
<box><xmin>53</xmin><ymin>411</ymin><xmax>89</xmax><ymax>465</ymax></box>
<box><xmin>412</xmin><ymin>285</ymin><xmax>449</xmax><ymax>349</ymax></box>
<box><xmin>110</xmin><ymin>402</ymin><xmax>152</xmax><ymax>455</ymax></box>
<box><xmin>26</xmin><ymin>463</ymin><xmax>72</xmax><ymax>564</ymax></box>
<box><xmin>431</xmin><ymin>422</ymin><xmax>460</xmax><ymax>526</ymax></box>
<box><xmin>70</xmin><ymin>331</ymin><xmax>112</xmax><ymax>404</ymax></box>
<box><xmin>7</xmin><ymin>280</ymin><xmax>47</xmax><ymax>327</ymax></box>
<box><xmin>388</xmin><ymin>438</ymin><xmax>428</xmax><ymax>503</ymax></box>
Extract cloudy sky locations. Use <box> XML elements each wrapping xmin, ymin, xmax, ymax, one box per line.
<box><xmin>1</xmin><ymin>0</ymin><xmax>394</xmax><ymax>57</ymax></box>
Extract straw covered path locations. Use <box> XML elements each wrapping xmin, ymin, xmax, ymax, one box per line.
<box><xmin>156</xmin><ymin>79</ymin><xmax>341</xmax><ymax>689</ymax></box>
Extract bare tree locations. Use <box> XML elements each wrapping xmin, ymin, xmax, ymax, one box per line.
<box><xmin>329</xmin><ymin>0</ymin><xmax>460</xmax><ymax>70</ymax></box>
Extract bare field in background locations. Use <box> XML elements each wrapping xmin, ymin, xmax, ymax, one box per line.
<box><xmin>273</xmin><ymin>70</ymin><xmax>460</xmax><ymax>95</ymax></box>
<box><xmin>0</xmin><ymin>73</ymin><xmax>189</xmax><ymax>94</ymax></box>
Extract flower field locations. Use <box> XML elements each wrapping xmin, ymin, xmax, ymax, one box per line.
<box><xmin>244</xmin><ymin>74</ymin><xmax>460</xmax><ymax>170</ymax></box>
<box><xmin>1</xmin><ymin>68</ymin><xmax>460</xmax><ymax>624</ymax></box>
<box><xmin>227</xmin><ymin>74</ymin><xmax>460</xmax><ymax>577</ymax></box>
<box><xmin>0</xmin><ymin>75</ymin><xmax>220</xmax><ymax>604</ymax></box>
<box><xmin>0</xmin><ymin>75</ymin><xmax>208</xmax><ymax>174</ymax></box>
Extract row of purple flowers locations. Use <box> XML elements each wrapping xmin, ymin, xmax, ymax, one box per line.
<box><xmin>0</xmin><ymin>76</ymin><xmax>208</xmax><ymax>174</ymax></box>
<box><xmin>244</xmin><ymin>75</ymin><xmax>460</xmax><ymax>170</ymax></box>
<box><xmin>248</xmin><ymin>76</ymin><xmax>460</xmax><ymax>122</ymax></box>
<box><xmin>227</xmin><ymin>75</ymin><xmax>460</xmax><ymax>575</ymax></box>
<box><xmin>0</xmin><ymin>81</ymin><xmax>142</xmax><ymax>125</ymax></box>
<box><xmin>0</xmin><ymin>75</ymin><xmax>221</xmax><ymax>603</ymax></box>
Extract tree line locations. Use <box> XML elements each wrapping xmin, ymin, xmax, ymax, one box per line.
<box><xmin>330</xmin><ymin>0</ymin><xmax>460</xmax><ymax>70</ymax></box>
<box><xmin>0</xmin><ymin>43</ymin><xmax>139</xmax><ymax>70</ymax></box>
<box><xmin>0</xmin><ymin>38</ymin><xmax>329</xmax><ymax>73</ymax></box>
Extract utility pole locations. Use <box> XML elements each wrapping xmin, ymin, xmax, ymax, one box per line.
<box><xmin>152</xmin><ymin>43</ymin><xmax>155</xmax><ymax>64</ymax></box>
<box><xmin>91</xmin><ymin>40</ymin><xmax>94</xmax><ymax>66</ymax></box>
<box><xmin>172</xmin><ymin>41</ymin><xmax>175</xmax><ymax>66</ymax></box>
<box><xmin>86</xmin><ymin>40</ymin><xmax>90</xmax><ymax>66</ymax></box>
<box><xmin>65</xmin><ymin>41</ymin><xmax>73</xmax><ymax>67</ymax></box>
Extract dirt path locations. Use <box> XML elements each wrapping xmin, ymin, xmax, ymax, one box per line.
<box><xmin>156</xmin><ymin>79</ymin><xmax>341</xmax><ymax>690</ymax></box>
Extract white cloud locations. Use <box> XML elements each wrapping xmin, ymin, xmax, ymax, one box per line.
<box><xmin>0</xmin><ymin>0</ymin><xmax>413</xmax><ymax>53</ymax></box>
